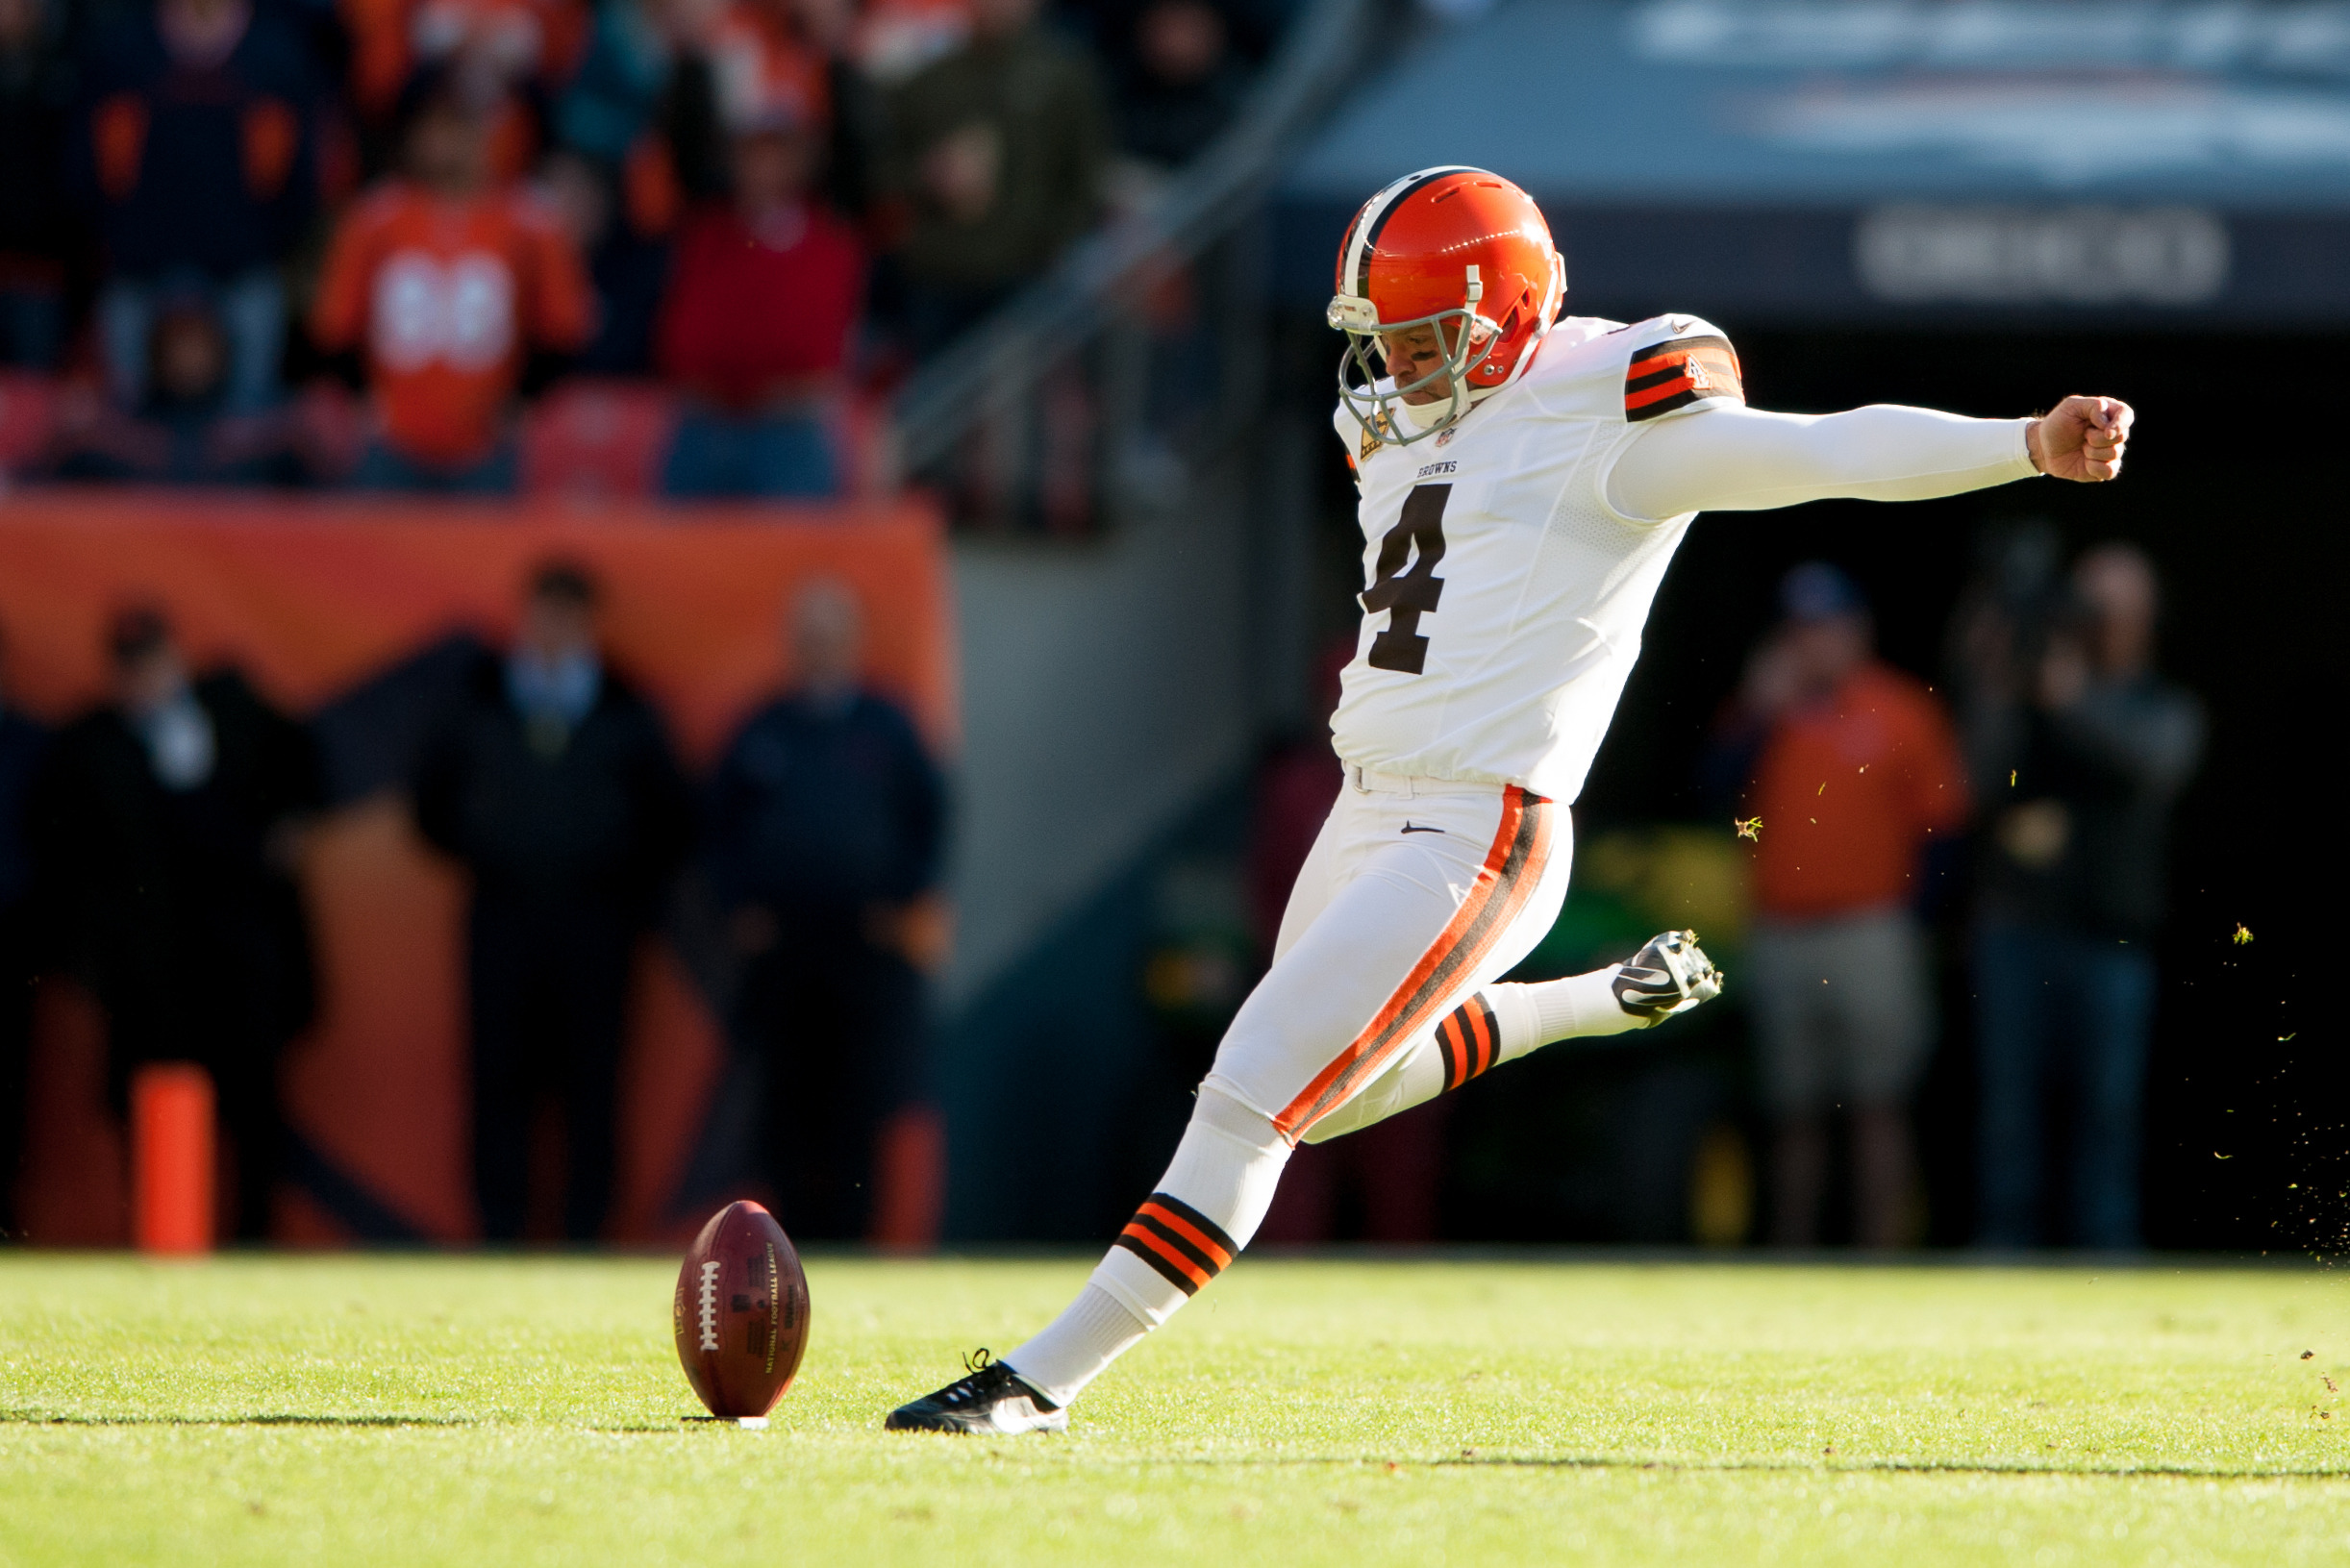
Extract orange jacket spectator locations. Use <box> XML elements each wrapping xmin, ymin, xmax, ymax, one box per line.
<box><xmin>1748</xmin><ymin>661</ymin><xmax>1970</xmax><ymax>919</ymax></box>
<box><xmin>312</xmin><ymin>180</ymin><xmax>594</xmax><ymax>471</ymax></box>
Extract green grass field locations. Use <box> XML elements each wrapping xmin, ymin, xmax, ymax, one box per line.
<box><xmin>2</xmin><ymin>1253</ymin><xmax>2345</xmax><ymax>1566</ymax></box>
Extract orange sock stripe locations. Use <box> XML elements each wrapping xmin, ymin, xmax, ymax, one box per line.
<box><xmin>1465</xmin><ymin>995</ymin><xmax>1495</xmax><ymax>1080</ymax></box>
<box><xmin>1137</xmin><ymin>1201</ymin><xmax>1234</xmax><ymax>1272</ymax></box>
<box><xmin>1438</xmin><ymin>1013</ymin><xmax>1468</xmax><ymax>1090</ymax></box>
<box><xmin>1115</xmin><ymin>1222</ymin><xmax>1211</xmax><ymax>1292</ymax></box>
<box><xmin>1274</xmin><ymin>787</ymin><xmax>1553</xmax><ymax>1139</ymax></box>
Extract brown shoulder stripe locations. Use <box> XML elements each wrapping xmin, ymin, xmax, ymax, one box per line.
<box><xmin>1625</xmin><ymin>334</ymin><xmax>1743</xmax><ymax>422</ymax></box>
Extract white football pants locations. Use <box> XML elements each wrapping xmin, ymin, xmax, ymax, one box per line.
<box><xmin>1210</xmin><ymin>769</ymin><xmax>1572</xmax><ymax>1143</ymax></box>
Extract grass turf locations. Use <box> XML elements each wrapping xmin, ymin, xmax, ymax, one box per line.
<box><xmin>1</xmin><ymin>1253</ymin><xmax>2346</xmax><ymax>1565</ymax></box>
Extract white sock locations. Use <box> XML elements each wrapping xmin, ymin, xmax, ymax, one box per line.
<box><xmin>1002</xmin><ymin>1285</ymin><xmax>1145</xmax><ymax>1408</ymax></box>
<box><xmin>1512</xmin><ymin>965</ymin><xmax>1645</xmax><ymax>1048</ymax></box>
<box><xmin>1004</xmin><ymin>1085</ymin><xmax>1289</xmax><ymax>1407</ymax></box>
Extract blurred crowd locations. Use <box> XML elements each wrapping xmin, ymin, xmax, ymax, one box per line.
<box><xmin>0</xmin><ymin>526</ymin><xmax>2213</xmax><ymax>1253</ymax></box>
<box><xmin>1709</xmin><ymin>536</ymin><xmax>2203</xmax><ymax>1252</ymax></box>
<box><xmin>0</xmin><ymin>569</ymin><xmax>944</xmax><ymax>1245</ymax></box>
<box><xmin>0</xmin><ymin>0</ymin><xmax>1289</xmax><ymax>495</ymax></box>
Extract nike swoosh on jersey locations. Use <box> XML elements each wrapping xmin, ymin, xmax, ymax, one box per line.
<box><xmin>1400</xmin><ymin>823</ymin><xmax>1443</xmax><ymax>834</ymax></box>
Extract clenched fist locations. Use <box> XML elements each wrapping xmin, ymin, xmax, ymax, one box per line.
<box><xmin>2026</xmin><ymin>395</ymin><xmax>2134</xmax><ymax>482</ymax></box>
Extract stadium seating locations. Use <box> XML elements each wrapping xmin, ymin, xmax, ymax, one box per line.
<box><xmin>519</xmin><ymin>379</ymin><xmax>681</xmax><ymax>499</ymax></box>
<box><xmin>0</xmin><ymin>372</ymin><xmax>59</xmax><ymax>485</ymax></box>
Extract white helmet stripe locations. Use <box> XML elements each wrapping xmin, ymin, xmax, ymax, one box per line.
<box><xmin>1343</xmin><ymin>164</ymin><xmax>1485</xmax><ymax>300</ymax></box>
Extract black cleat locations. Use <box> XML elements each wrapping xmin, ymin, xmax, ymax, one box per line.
<box><xmin>1612</xmin><ymin>930</ymin><xmax>1722</xmax><ymax>1025</ymax></box>
<box><xmin>885</xmin><ymin>1350</ymin><xmax>1067</xmax><ymax>1434</ymax></box>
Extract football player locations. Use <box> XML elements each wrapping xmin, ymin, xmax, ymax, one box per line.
<box><xmin>888</xmin><ymin>167</ymin><xmax>2132</xmax><ymax>1433</ymax></box>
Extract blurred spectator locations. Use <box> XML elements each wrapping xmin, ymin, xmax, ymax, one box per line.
<box><xmin>886</xmin><ymin>0</ymin><xmax>1108</xmax><ymax>355</ymax></box>
<box><xmin>1107</xmin><ymin>0</ymin><xmax>1247</xmax><ymax>167</ymax></box>
<box><xmin>312</xmin><ymin>71</ymin><xmax>595</xmax><ymax>491</ymax></box>
<box><xmin>786</xmin><ymin>0</ymin><xmax>886</xmax><ymax>222</ymax></box>
<box><xmin>704</xmin><ymin>579</ymin><xmax>944</xmax><ymax>1239</ymax></box>
<box><xmin>69</xmin><ymin>0</ymin><xmax>329</xmax><ymax>411</ymax></box>
<box><xmin>656</xmin><ymin>107</ymin><xmax>862</xmax><ymax>496</ymax></box>
<box><xmin>554</xmin><ymin>0</ymin><xmax>692</xmax><ymax>170</ymax></box>
<box><xmin>0</xmin><ymin>625</ymin><xmax>45</xmax><ymax>1241</ymax></box>
<box><xmin>538</xmin><ymin>147</ymin><xmax>671</xmax><ymax>374</ymax></box>
<box><xmin>414</xmin><ymin>563</ymin><xmax>690</xmax><ymax>1242</ymax></box>
<box><xmin>1957</xmin><ymin>541</ymin><xmax>2204</xmax><ymax>1250</ymax></box>
<box><xmin>850</xmin><ymin>0</ymin><xmax>968</xmax><ymax>87</ymax></box>
<box><xmin>344</xmin><ymin>0</ymin><xmax>587</xmax><ymax>175</ymax></box>
<box><xmin>0</xmin><ymin>0</ymin><xmax>75</xmax><ymax>370</ymax></box>
<box><xmin>34</xmin><ymin>609</ymin><xmax>322</xmax><ymax>1242</ymax></box>
<box><xmin>52</xmin><ymin>292</ymin><xmax>315</xmax><ymax>482</ymax></box>
<box><xmin>638</xmin><ymin>0</ymin><xmax>833</xmax><ymax>208</ymax></box>
<box><xmin>1712</xmin><ymin>564</ymin><xmax>1969</xmax><ymax>1249</ymax></box>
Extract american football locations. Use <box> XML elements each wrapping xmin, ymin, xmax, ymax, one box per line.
<box><xmin>673</xmin><ymin>1201</ymin><xmax>811</xmax><ymax>1421</ymax></box>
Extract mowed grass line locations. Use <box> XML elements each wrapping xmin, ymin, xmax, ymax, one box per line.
<box><xmin>0</xmin><ymin>1254</ymin><xmax>2345</xmax><ymax>1566</ymax></box>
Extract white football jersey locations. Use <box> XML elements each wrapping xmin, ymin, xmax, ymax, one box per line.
<box><xmin>1326</xmin><ymin>311</ymin><xmax>1743</xmax><ymax>804</ymax></box>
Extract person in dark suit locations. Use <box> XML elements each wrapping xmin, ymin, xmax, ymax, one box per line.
<box><xmin>705</xmin><ymin>578</ymin><xmax>946</xmax><ymax>1239</ymax></box>
<box><xmin>36</xmin><ymin>608</ymin><xmax>321</xmax><ymax>1242</ymax></box>
<box><xmin>414</xmin><ymin>562</ymin><xmax>691</xmax><ymax>1243</ymax></box>
<box><xmin>0</xmin><ymin>624</ymin><xmax>50</xmax><ymax>1241</ymax></box>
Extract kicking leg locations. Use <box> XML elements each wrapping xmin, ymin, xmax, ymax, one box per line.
<box><xmin>1303</xmin><ymin>929</ymin><xmax>1724</xmax><ymax>1144</ymax></box>
<box><xmin>886</xmin><ymin>779</ymin><xmax>1562</xmax><ymax>1432</ymax></box>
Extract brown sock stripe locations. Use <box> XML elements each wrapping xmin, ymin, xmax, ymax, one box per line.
<box><xmin>1464</xmin><ymin>993</ymin><xmax>1496</xmax><ymax>1080</ymax></box>
<box><xmin>1112</xmin><ymin>1192</ymin><xmax>1238</xmax><ymax>1296</ymax></box>
<box><xmin>1137</xmin><ymin>1193</ymin><xmax>1237</xmax><ymax>1267</ymax></box>
<box><xmin>1113</xmin><ymin>1226</ymin><xmax>1208</xmax><ymax>1294</ymax></box>
<box><xmin>1438</xmin><ymin>1009</ymin><xmax>1470</xmax><ymax>1090</ymax></box>
<box><xmin>1437</xmin><ymin>993</ymin><xmax>1501</xmax><ymax>1091</ymax></box>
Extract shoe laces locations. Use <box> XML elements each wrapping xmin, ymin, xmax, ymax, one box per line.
<box><xmin>935</xmin><ymin>1349</ymin><xmax>1013</xmax><ymax>1408</ymax></box>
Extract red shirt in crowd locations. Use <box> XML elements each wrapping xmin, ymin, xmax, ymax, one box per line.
<box><xmin>1748</xmin><ymin>662</ymin><xmax>1971</xmax><ymax>920</ymax></box>
<box><xmin>657</xmin><ymin>201</ymin><xmax>863</xmax><ymax>411</ymax></box>
<box><xmin>312</xmin><ymin>181</ymin><xmax>594</xmax><ymax>468</ymax></box>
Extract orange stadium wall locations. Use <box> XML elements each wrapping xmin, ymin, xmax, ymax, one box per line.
<box><xmin>0</xmin><ymin>494</ymin><xmax>956</xmax><ymax>1249</ymax></box>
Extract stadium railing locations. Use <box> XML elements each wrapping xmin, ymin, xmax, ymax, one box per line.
<box><xmin>886</xmin><ymin>0</ymin><xmax>1379</xmax><ymax>535</ymax></box>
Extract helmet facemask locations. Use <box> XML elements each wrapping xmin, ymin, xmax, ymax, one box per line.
<box><xmin>1329</xmin><ymin>265</ymin><xmax>1503</xmax><ymax>450</ymax></box>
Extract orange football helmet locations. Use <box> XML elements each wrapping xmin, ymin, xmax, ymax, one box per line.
<box><xmin>1328</xmin><ymin>166</ymin><xmax>1564</xmax><ymax>448</ymax></box>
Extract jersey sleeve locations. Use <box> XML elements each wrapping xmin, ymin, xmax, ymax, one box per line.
<box><xmin>1607</xmin><ymin>402</ymin><xmax>2037</xmax><ymax>521</ymax></box>
<box><xmin>1620</xmin><ymin>315</ymin><xmax>1743</xmax><ymax>424</ymax></box>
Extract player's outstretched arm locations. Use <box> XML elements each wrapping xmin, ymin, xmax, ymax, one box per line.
<box><xmin>1607</xmin><ymin>394</ymin><xmax>2134</xmax><ymax>520</ymax></box>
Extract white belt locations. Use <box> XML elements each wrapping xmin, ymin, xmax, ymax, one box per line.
<box><xmin>1349</xmin><ymin>766</ymin><xmax>1522</xmax><ymax>800</ymax></box>
<box><xmin>1349</xmin><ymin>767</ymin><xmax>1433</xmax><ymax>797</ymax></box>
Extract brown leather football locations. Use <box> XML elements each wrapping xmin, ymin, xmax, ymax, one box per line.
<box><xmin>673</xmin><ymin>1200</ymin><xmax>811</xmax><ymax>1419</ymax></box>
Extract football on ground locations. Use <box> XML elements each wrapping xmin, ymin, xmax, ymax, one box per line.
<box><xmin>1</xmin><ymin>1254</ymin><xmax>2340</xmax><ymax>1566</ymax></box>
<box><xmin>672</xmin><ymin>1200</ymin><xmax>811</xmax><ymax>1421</ymax></box>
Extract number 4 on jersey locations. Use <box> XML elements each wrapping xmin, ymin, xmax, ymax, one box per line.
<box><xmin>1362</xmin><ymin>484</ymin><xmax>1449</xmax><ymax>673</ymax></box>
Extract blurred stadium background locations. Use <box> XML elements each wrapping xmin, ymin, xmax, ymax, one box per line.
<box><xmin>0</xmin><ymin>0</ymin><xmax>2339</xmax><ymax>1258</ymax></box>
